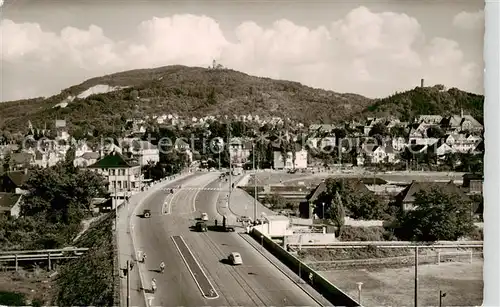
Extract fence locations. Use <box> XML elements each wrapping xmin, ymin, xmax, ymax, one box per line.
<box><xmin>305</xmin><ymin>250</ymin><xmax>483</xmax><ymax>271</ymax></box>
<box><xmin>250</xmin><ymin>228</ymin><xmax>360</xmax><ymax>306</ymax></box>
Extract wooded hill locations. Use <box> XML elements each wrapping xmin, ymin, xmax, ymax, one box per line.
<box><xmin>0</xmin><ymin>66</ymin><xmax>483</xmax><ymax>135</ymax></box>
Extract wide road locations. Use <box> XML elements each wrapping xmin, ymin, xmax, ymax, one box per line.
<box><xmin>132</xmin><ymin>171</ymin><xmax>326</xmax><ymax>306</ymax></box>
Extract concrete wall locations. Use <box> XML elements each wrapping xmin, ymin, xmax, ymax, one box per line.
<box><xmin>250</xmin><ymin>228</ymin><xmax>360</xmax><ymax>307</ymax></box>
<box><xmin>236</xmin><ymin>174</ymin><xmax>251</xmax><ymax>187</ymax></box>
<box><xmin>286</xmin><ymin>233</ymin><xmax>337</xmax><ymax>245</ymax></box>
<box><xmin>344</xmin><ymin>217</ymin><xmax>384</xmax><ymax>227</ymax></box>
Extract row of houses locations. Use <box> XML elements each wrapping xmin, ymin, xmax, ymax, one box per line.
<box><xmin>0</xmin><ymin>151</ymin><xmax>151</xmax><ymax>218</ymax></box>
<box><xmin>298</xmin><ymin>173</ymin><xmax>484</xmax><ymax>219</ymax></box>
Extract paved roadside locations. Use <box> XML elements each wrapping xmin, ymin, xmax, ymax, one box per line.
<box><xmin>115</xmin><ymin>171</ymin><xmax>195</xmax><ymax>307</ymax></box>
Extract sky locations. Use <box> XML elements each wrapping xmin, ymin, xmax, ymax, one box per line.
<box><xmin>0</xmin><ymin>0</ymin><xmax>485</xmax><ymax>102</ymax></box>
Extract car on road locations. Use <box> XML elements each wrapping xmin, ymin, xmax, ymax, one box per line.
<box><xmin>228</xmin><ymin>252</ymin><xmax>243</xmax><ymax>265</ymax></box>
<box><xmin>201</xmin><ymin>212</ymin><xmax>209</xmax><ymax>221</ymax></box>
<box><xmin>195</xmin><ymin>221</ymin><xmax>208</xmax><ymax>232</ymax></box>
<box><xmin>238</xmin><ymin>216</ymin><xmax>252</xmax><ymax>223</ymax></box>
<box><xmin>143</xmin><ymin>209</ymin><xmax>151</xmax><ymax>218</ymax></box>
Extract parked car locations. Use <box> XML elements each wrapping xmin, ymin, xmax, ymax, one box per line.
<box><xmin>228</xmin><ymin>252</ymin><xmax>243</xmax><ymax>265</ymax></box>
<box><xmin>143</xmin><ymin>209</ymin><xmax>151</xmax><ymax>218</ymax></box>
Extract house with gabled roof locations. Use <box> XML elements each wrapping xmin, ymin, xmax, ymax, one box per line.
<box><xmin>359</xmin><ymin>143</ymin><xmax>399</xmax><ymax>164</ymax></box>
<box><xmin>87</xmin><ymin>152</ymin><xmax>143</xmax><ymax>201</ymax></box>
<box><xmin>273</xmin><ymin>143</ymin><xmax>308</xmax><ymax>170</ymax></box>
<box><xmin>441</xmin><ymin>113</ymin><xmax>483</xmax><ymax>133</ymax></box>
<box><xmin>10</xmin><ymin>152</ymin><xmax>35</xmax><ymax>170</ymax></box>
<box><xmin>471</xmin><ymin>140</ymin><xmax>484</xmax><ymax>155</ymax></box>
<box><xmin>415</xmin><ymin>115</ymin><xmax>443</xmax><ymax>125</ymax></box>
<box><xmin>395</xmin><ymin>180</ymin><xmax>470</xmax><ymax>211</ymax></box>
<box><xmin>444</xmin><ymin>133</ymin><xmax>479</xmax><ymax>153</ymax></box>
<box><xmin>0</xmin><ymin>192</ymin><xmax>22</xmax><ymax>219</ymax></box>
<box><xmin>427</xmin><ymin>139</ymin><xmax>454</xmax><ymax>157</ymax></box>
<box><xmin>74</xmin><ymin>151</ymin><xmax>100</xmax><ymax>168</ymax></box>
<box><xmin>408</xmin><ymin>127</ymin><xmax>438</xmax><ymax>146</ymax></box>
<box><xmin>0</xmin><ymin>169</ymin><xmax>31</xmax><ymax>194</ymax></box>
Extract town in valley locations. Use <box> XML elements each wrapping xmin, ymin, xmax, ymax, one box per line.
<box><xmin>0</xmin><ymin>1</ymin><xmax>485</xmax><ymax>306</ymax></box>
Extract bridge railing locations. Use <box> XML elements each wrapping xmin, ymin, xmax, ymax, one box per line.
<box><xmin>0</xmin><ymin>248</ymin><xmax>89</xmax><ymax>271</ymax></box>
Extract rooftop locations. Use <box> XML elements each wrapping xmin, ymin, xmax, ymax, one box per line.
<box><xmin>87</xmin><ymin>152</ymin><xmax>139</xmax><ymax>169</ymax></box>
<box><xmin>0</xmin><ymin>193</ymin><xmax>22</xmax><ymax>211</ymax></box>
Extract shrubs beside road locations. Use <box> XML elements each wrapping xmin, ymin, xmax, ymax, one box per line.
<box><xmin>0</xmin><ymin>162</ymin><xmax>115</xmax><ymax>305</ymax></box>
<box><xmin>52</xmin><ymin>213</ymin><xmax>116</xmax><ymax>306</ymax></box>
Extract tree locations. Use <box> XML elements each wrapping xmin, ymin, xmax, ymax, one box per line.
<box><xmin>390</xmin><ymin>124</ymin><xmax>407</xmax><ymax>138</ymax></box>
<box><xmin>316</xmin><ymin>178</ymin><xmax>386</xmax><ymax>220</ymax></box>
<box><xmin>398</xmin><ymin>188</ymin><xmax>475</xmax><ymax>241</ymax></box>
<box><xmin>2</xmin><ymin>152</ymin><xmax>11</xmax><ymax>172</ymax></box>
<box><xmin>369</xmin><ymin>123</ymin><xmax>389</xmax><ymax>137</ymax></box>
<box><xmin>326</xmin><ymin>191</ymin><xmax>346</xmax><ymax>237</ymax></box>
<box><xmin>263</xmin><ymin>193</ymin><xmax>286</xmax><ymax>209</ymax></box>
<box><xmin>207</xmin><ymin>88</ymin><xmax>217</xmax><ymax>105</ymax></box>
<box><xmin>425</xmin><ymin>125</ymin><xmax>445</xmax><ymax>138</ymax></box>
<box><xmin>129</xmin><ymin>89</ymin><xmax>139</xmax><ymax>100</ymax></box>
<box><xmin>21</xmin><ymin>164</ymin><xmax>108</xmax><ymax>224</ymax></box>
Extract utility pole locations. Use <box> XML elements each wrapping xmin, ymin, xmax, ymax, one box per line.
<box><xmin>114</xmin><ymin>170</ymin><xmax>118</xmax><ymax>229</ymax></box>
<box><xmin>126</xmin><ymin>260</ymin><xmax>130</xmax><ymax>307</ymax></box>
<box><xmin>253</xmin><ymin>142</ymin><xmax>257</xmax><ymax>224</ymax></box>
<box><xmin>227</xmin><ymin>121</ymin><xmax>232</xmax><ymax>207</ymax></box>
<box><xmin>414</xmin><ymin>246</ymin><xmax>419</xmax><ymax>307</ymax></box>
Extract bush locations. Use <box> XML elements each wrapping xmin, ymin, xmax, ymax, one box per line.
<box><xmin>53</xmin><ymin>214</ymin><xmax>115</xmax><ymax>306</ymax></box>
<box><xmin>0</xmin><ymin>291</ymin><xmax>26</xmax><ymax>306</ymax></box>
<box><xmin>338</xmin><ymin>226</ymin><xmax>388</xmax><ymax>241</ymax></box>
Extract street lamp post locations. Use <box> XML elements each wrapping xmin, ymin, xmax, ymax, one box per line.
<box><xmin>356</xmin><ymin>282</ymin><xmax>363</xmax><ymax>305</ymax></box>
<box><xmin>415</xmin><ymin>246</ymin><xmax>419</xmax><ymax>307</ymax></box>
<box><xmin>126</xmin><ymin>260</ymin><xmax>130</xmax><ymax>307</ymax></box>
<box><xmin>252</xmin><ymin>142</ymin><xmax>257</xmax><ymax>224</ymax></box>
<box><xmin>439</xmin><ymin>290</ymin><xmax>446</xmax><ymax>307</ymax></box>
<box><xmin>322</xmin><ymin>202</ymin><xmax>325</xmax><ymax>220</ymax></box>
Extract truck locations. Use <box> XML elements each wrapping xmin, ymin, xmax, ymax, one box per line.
<box><xmin>195</xmin><ymin>221</ymin><xmax>208</xmax><ymax>232</ymax></box>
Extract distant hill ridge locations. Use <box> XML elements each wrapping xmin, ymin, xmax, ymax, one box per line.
<box><xmin>0</xmin><ymin>65</ymin><xmax>483</xmax><ymax>134</ymax></box>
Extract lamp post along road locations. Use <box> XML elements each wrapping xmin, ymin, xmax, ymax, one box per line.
<box><xmin>415</xmin><ymin>246</ymin><xmax>419</xmax><ymax>307</ymax></box>
<box><xmin>439</xmin><ymin>290</ymin><xmax>446</xmax><ymax>307</ymax></box>
<box><xmin>356</xmin><ymin>282</ymin><xmax>363</xmax><ymax>305</ymax></box>
<box><xmin>126</xmin><ymin>260</ymin><xmax>130</xmax><ymax>307</ymax></box>
<box><xmin>252</xmin><ymin>142</ymin><xmax>257</xmax><ymax>224</ymax></box>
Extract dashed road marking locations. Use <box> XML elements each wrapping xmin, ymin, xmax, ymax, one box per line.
<box><xmin>161</xmin><ymin>187</ymin><xmax>229</xmax><ymax>192</ymax></box>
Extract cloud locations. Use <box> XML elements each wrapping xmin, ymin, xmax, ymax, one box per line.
<box><xmin>452</xmin><ymin>10</ymin><xmax>484</xmax><ymax>30</ymax></box>
<box><xmin>0</xmin><ymin>6</ymin><xmax>483</xmax><ymax>101</ymax></box>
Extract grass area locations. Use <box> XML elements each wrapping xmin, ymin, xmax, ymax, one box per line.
<box><xmin>319</xmin><ymin>260</ymin><xmax>483</xmax><ymax>307</ymax></box>
<box><xmin>52</xmin><ymin>213</ymin><xmax>116</xmax><ymax>306</ymax></box>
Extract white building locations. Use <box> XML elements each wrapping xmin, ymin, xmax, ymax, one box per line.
<box><xmin>75</xmin><ymin>141</ymin><xmax>93</xmax><ymax>158</ymax></box>
<box><xmin>87</xmin><ymin>152</ymin><xmax>144</xmax><ymax>203</ymax></box>
<box><xmin>122</xmin><ymin>139</ymin><xmax>160</xmax><ymax>165</ymax></box>
<box><xmin>256</xmin><ymin>215</ymin><xmax>293</xmax><ymax>237</ymax></box>
<box><xmin>74</xmin><ymin>152</ymin><xmax>100</xmax><ymax>168</ymax></box>
<box><xmin>273</xmin><ymin>149</ymin><xmax>308</xmax><ymax>169</ymax></box>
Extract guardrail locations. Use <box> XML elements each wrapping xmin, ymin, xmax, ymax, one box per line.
<box><xmin>250</xmin><ymin>228</ymin><xmax>360</xmax><ymax>307</ymax></box>
<box><xmin>0</xmin><ymin>248</ymin><xmax>89</xmax><ymax>271</ymax></box>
